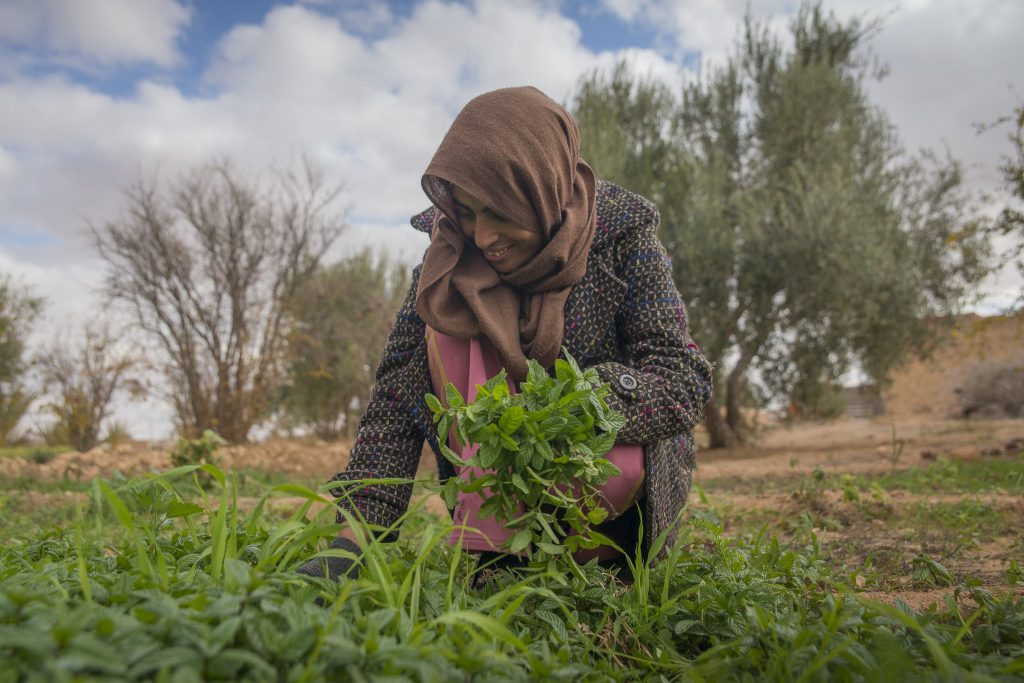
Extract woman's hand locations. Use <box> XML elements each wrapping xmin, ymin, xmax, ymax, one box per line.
<box><xmin>296</xmin><ymin>532</ymin><xmax>362</xmax><ymax>581</ymax></box>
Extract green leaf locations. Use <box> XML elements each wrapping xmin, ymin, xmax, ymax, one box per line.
<box><xmin>511</xmin><ymin>473</ymin><xmax>530</xmax><ymax>495</ymax></box>
<box><xmin>461</xmin><ymin>473</ymin><xmax>491</xmax><ymax>494</ymax></box>
<box><xmin>536</xmin><ymin>542</ymin><xmax>565</xmax><ymax>555</ymax></box>
<box><xmin>561</xmin><ymin>348</ymin><xmax>583</xmax><ymax>374</ymax></box>
<box><xmin>498</xmin><ymin>405</ymin><xmax>524</xmax><ymax>434</ymax></box>
<box><xmin>440</xmin><ymin>443</ymin><xmax>466</xmax><ymax>467</ymax></box>
<box><xmin>445</xmin><ymin>383</ymin><xmax>465</xmax><ymax>410</ymax></box>
<box><xmin>478</xmin><ymin>442</ymin><xmax>500</xmax><ymax>468</ymax></box>
<box><xmin>482</xmin><ymin>369</ymin><xmax>508</xmax><ymax>394</ymax></box>
<box><xmin>535</xmin><ymin>609</ymin><xmax>571</xmax><ymax>642</ymax></box>
<box><xmin>554</xmin><ymin>359</ymin><xmax>574</xmax><ymax>383</ymax></box>
<box><xmin>590</xmin><ymin>432</ymin><xmax>617</xmax><ymax>458</ymax></box>
<box><xmin>508</xmin><ymin>527</ymin><xmax>532</xmax><ymax>554</ymax></box>
<box><xmin>603</xmin><ymin>410</ymin><xmax>626</xmax><ymax>433</ymax></box>
<box><xmin>424</xmin><ymin>392</ymin><xmax>443</xmax><ymax>415</ymax></box>
<box><xmin>539</xmin><ymin>416</ymin><xmax>568</xmax><ymax>436</ymax></box>
<box><xmin>587</xmin><ymin>507</ymin><xmax>609</xmax><ymax>525</ymax></box>
<box><xmin>165</xmin><ymin>499</ymin><xmax>203</xmax><ymax>518</ymax></box>
<box><xmin>497</xmin><ymin>431</ymin><xmax>520</xmax><ymax>452</ymax></box>
<box><xmin>443</xmin><ymin>477</ymin><xmax>460</xmax><ymax>509</ymax></box>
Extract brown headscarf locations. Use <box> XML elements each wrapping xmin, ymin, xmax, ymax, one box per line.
<box><xmin>415</xmin><ymin>86</ymin><xmax>597</xmax><ymax>381</ymax></box>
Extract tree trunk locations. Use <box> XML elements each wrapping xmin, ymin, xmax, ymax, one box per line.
<box><xmin>703</xmin><ymin>395</ymin><xmax>737</xmax><ymax>448</ymax></box>
<box><xmin>725</xmin><ymin>343</ymin><xmax>759</xmax><ymax>434</ymax></box>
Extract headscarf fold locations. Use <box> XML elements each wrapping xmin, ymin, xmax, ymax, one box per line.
<box><xmin>415</xmin><ymin>86</ymin><xmax>597</xmax><ymax>381</ymax></box>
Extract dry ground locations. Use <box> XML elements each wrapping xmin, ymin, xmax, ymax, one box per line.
<box><xmin>691</xmin><ymin>416</ymin><xmax>1024</xmax><ymax>608</ymax></box>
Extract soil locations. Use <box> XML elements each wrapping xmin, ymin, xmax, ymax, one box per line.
<box><xmin>0</xmin><ymin>439</ymin><xmax>356</xmax><ymax>483</ymax></box>
<box><xmin>694</xmin><ymin>417</ymin><xmax>1024</xmax><ymax>479</ymax></box>
<box><xmin>690</xmin><ymin>415</ymin><xmax>1024</xmax><ymax>601</ymax></box>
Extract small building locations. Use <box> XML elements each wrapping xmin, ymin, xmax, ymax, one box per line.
<box><xmin>842</xmin><ymin>384</ymin><xmax>885</xmax><ymax>418</ymax></box>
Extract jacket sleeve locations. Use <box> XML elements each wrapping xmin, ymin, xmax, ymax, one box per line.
<box><xmin>328</xmin><ymin>263</ymin><xmax>430</xmax><ymax>538</ymax></box>
<box><xmin>590</xmin><ymin>216</ymin><xmax>714</xmax><ymax>445</ymax></box>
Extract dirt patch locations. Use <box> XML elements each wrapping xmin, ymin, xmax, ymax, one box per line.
<box><xmin>696</xmin><ymin>418</ymin><xmax>1022</xmax><ymax>481</ymax></box>
<box><xmin>701</xmin><ymin>490</ymin><xmax>1024</xmax><ymax>512</ymax></box>
<box><xmin>0</xmin><ymin>439</ymin><xmax>446</xmax><ymax>485</ymax></box>
<box><xmin>0</xmin><ymin>439</ymin><xmax>355</xmax><ymax>483</ymax></box>
<box><xmin>853</xmin><ymin>587</ymin><xmax>1024</xmax><ymax>613</ymax></box>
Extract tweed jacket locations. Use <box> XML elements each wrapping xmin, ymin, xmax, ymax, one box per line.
<box><xmin>329</xmin><ymin>180</ymin><xmax>713</xmax><ymax>557</ymax></box>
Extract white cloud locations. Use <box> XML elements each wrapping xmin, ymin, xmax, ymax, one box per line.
<box><xmin>598</xmin><ymin>0</ymin><xmax>645</xmax><ymax>23</ymax></box>
<box><xmin>864</xmin><ymin>0</ymin><xmax>1024</xmax><ymax>189</ymax></box>
<box><xmin>0</xmin><ymin>145</ymin><xmax>16</xmax><ymax>183</ymax></box>
<box><xmin>0</xmin><ymin>0</ymin><xmax>191</xmax><ymax>67</ymax></box>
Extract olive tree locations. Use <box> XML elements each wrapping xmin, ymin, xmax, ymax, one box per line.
<box><xmin>990</xmin><ymin>103</ymin><xmax>1024</xmax><ymax>305</ymax></box>
<box><xmin>0</xmin><ymin>277</ymin><xmax>42</xmax><ymax>446</ymax></box>
<box><xmin>277</xmin><ymin>249</ymin><xmax>408</xmax><ymax>440</ymax></box>
<box><xmin>93</xmin><ymin>159</ymin><xmax>346</xmax><ymax>443</ymax></box>
<box><xmin>574</xmin><ymin>3</ymin><xmax>991</xmax><ymax>447</ymax></box>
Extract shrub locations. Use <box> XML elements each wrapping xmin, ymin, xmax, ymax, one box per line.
<box><xmin>34</xmin><ymin>419</ymin><xmax>69</xmax><ymax>447</ymax></box>
<box><xmin>103</xmin><ymin>420</ymin><xmax>133</xmax><ymax>448</ymax></box>
<box><xmin>957</xmin><ymin>355</ymin><xmax>1024</xmax><ymax>418</ymax></box>
<box><xmin>169</xmin><ymin>429</ymin><xmax>226</xmax><ymax>468</ymax></box>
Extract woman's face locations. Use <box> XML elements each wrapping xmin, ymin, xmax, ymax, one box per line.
<box><xmin>451</xmin><ymin>185</ymin><xmax>543</xmax><ymax>273</ymax></box>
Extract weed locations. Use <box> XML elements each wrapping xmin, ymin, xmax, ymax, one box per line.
<box><xmin>169</xmin><ymin>429</ymin><xmax>226</xmax><ymax>468</ymax></box>
<box><xmin>910</xmin><ymin>554</ymin><xmax>955</xmax><ymax>588</ymax></box>
<box><xmin>890</xmin><ymin>424</ymin><xmax>905</xmax><ymax>468</ymax></box>
<box><xmin>840</xmin><ymin>474</ymin><xmax>860</xmax><ymax>502</ymax></box>
<box><xmin>1007</xmin><ymin>560</ymin><xmax>1024</xmax><ymax>586</ymax></box>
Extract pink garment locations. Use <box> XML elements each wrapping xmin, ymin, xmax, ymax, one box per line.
<box><xmin>425</xmin><ymin>326</ymin><xmax>644</xmax><ymax>560</ymax></box>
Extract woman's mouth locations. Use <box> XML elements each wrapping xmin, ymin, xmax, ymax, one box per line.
<box><xmin>483</xmin><ymin>245</ymin><xmax>512</xmax><ymax>261</ymax></box>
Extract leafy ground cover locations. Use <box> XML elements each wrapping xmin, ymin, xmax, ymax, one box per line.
<box><xmin>1</xmin><ymin>418</ymin><xmax>1022</xmax><ymax>680</ymax></box>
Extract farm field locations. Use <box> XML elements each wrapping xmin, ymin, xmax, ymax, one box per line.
<box><xmin>1</xmin><ymin>416</ymin><xmax>1022</xmax><ymax>680</ymax></box>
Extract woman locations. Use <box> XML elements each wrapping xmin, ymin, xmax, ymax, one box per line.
<box><xmin>298</xmin><ymin>86</ymin><xmax>712</xmax><ymax>581</ymax></box>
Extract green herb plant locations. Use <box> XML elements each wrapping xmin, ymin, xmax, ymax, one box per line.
<box><xmin>425</xmin><ymin>351</ymin><xmax>626</xmax><ymax>562</ymax></box>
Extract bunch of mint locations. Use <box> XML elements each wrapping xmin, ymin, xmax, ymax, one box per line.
<box><xmin>425</xmin><ymin>350</ymin><xmax>626</xmax><ymax>559</ymax></box>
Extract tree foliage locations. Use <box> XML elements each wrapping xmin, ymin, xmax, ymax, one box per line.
<box><xmin>0</xmin><ymin>276</ymin><xmax>42</xmax><ymax>447</ymax></box>
<box><xmin>93</xmin><ymin>159</ymin><xmax>346</xmax><ymax>443</ymax></box>
<box><xmin>277</xmin><ymin>249</ymin><xmax>408</xmax><ymax>440</ymax></box>
<box><xmin>573</xmin><ymin>3</ymin><xmax>991</xmax><ymax>446</ymax></box>
<box><xmin>989</xmin><ymin>103</ymin><xmax>1024</xmax><ymax>305</ymax></box>
<box><xmin>36</xmin><ymin>322</ymin><xmax>144</xmax><ymax>453</ymax></box>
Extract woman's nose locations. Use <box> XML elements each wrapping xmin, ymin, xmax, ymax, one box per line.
<box><xmin>472</xmin><ymin>218</ymin><xmax>501</xmax><ymax>250</ymax></box>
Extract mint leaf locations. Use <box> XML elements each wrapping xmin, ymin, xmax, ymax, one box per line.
<box><xmin>425</xmin><ymin>345</ymin><xmax>628</xmax><ymax>563</ymax></box>
<box><xmin>424</xmin><ymin>392</ymin><xmax>443</xmax><ymax>416</ymax></box>
<box><xmin>498</xmin><ymin>405</ymin><xmax>524</xmax><ymax>434</ymax></box>
<box><xmin>508</xmin><ymin>527</ymin><xmax>532</xmax><ymax>554</ymax></box>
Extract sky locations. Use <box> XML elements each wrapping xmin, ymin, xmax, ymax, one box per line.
<box><xmin>1</xmin><ymin>0</ymin><xmax>1021</xmax><ymax>440</ymax></box>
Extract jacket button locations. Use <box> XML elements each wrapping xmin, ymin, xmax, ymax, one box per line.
<box><xmin>618</xmin><ymin>373</ymin><xmax>638</xmax><ymax>391</ymax></box>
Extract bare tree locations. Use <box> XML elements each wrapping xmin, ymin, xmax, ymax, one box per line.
<box><xmin>36</xmin><ymin>323</ymin><xmax>143</xmax><ymax>452</ymax></box>
<box><xmin>93</xmin><ymin>158</ymin><xmax>346</xmax><ymax>443</ymax></box>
